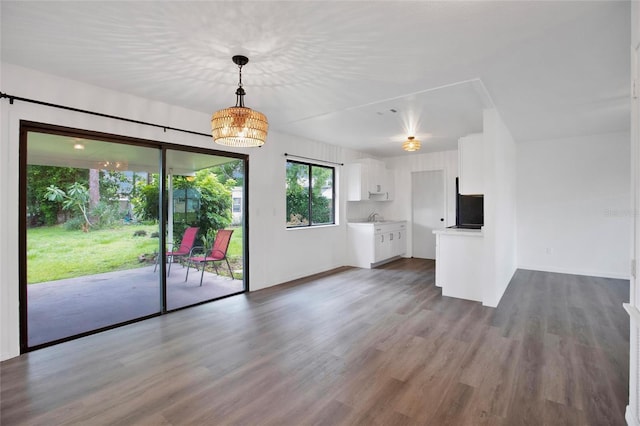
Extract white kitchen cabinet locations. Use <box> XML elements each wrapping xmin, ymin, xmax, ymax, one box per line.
<box><xmin>382</xmin><ymin>168</ymin><xmax>394</xmax><ymax>201</ymax></box>
<box><xmin>458</xmin><ymin>133</ymin><xmax>484</xmax><ymax>195</ymax></box>
<box><xmin>433</xmin><ymin>229</ymin><xmax>484</xmax><ymax>302</ymax></box>
<box><xmin>374</xmin><ymin>229</ymin><xmax>391</xmax><ymax>263</ymax></box>
<box><xmin>389</xmin><ymin>226</ymin><xmax>405</xmax><ymax>260</ymax></box>
<box><xmin>348</xmin><ymin>221</ymin><xmax>406</xmax><ymax>268</ymax></box>
<box><xmin>346</xmin><ymin>159</ymin><xmax>393</xmax><ymax>201</ymax></box>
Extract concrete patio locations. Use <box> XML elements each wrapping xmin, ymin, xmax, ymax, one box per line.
<box><xmin>27</xmin><ymin>263</ymin><xmax>244</xmax><ymax>347</ymax></box>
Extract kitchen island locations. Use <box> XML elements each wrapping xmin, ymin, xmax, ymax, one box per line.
<box><xmin>433</xmin><ymin>228</ymin><xmax>484</xmax><ymax>302</ymax></box>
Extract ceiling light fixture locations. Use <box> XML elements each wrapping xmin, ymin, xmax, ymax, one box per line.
<box><xmin>72</xmin><ymin>138</ymin><xmax>85</xmax><ymax>150</ymax></box>
<box><xmin>402</xmin><ymin>136</ymin><xmax>421</xmax><ymax>152</ymax></box>
<box><xmin>211</xmin><ymin>55</ymin><xmax>268</xmax><ymax>148</ymax></box>
<box><xmin>96</xmin><ymin>161</ymin><xmax>128</xmax><ymax>171</ymax></box>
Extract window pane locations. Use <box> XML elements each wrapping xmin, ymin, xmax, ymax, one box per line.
<box><xmin>311</xmin><ymin>165</ymin><xmax>334</xmax><ymax>225</ymax></box>
<box><xmin>165</xmin><ymin>153</ymin><xmax>245</xmax><ymax>310</ymax></box>
<box><xmin>25</xmin><ymin>133</ymin><xmax>162</xmax><ymax>347</ymax></box>
<box><xmin>286</xmin><ymin>162</ymin><xmax>309</xmax><ymax>226</ymax></box>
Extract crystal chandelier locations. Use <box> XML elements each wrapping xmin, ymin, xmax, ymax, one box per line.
<box><xmin>211</xmin><ymin>55</ymin><xmax>268</xmax><ymax>147</ymax></box>
<box><xmin>402</xmin><ymin>136</ymin><xmax>421</xmax><ymax>152</ymax></box>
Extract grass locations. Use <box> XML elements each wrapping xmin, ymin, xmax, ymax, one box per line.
<box><xmin>27</xmin><ymin>224</ymin><xmax>243</xmax><ymax>284</ymax></box>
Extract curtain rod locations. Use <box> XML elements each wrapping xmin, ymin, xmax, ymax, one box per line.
<box><xmin>284</xmin><ymin>153</ymin><xmax>343</xmax><ymax>166</ymax></box>
<box><xmin>0</xmin><ymin>91</ymin><xmax>212</xmax><ymax>138</ymax></box>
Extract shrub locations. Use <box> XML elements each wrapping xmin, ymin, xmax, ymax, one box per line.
<box><xmin>63</xmin><ymin>216</ymin><xmax>85</xmax><ymax>231</ymax></box>
<box><xmin>90</xmin><ymin>201</ymin><xmax>122</xmax><ymax>229</ymax></box>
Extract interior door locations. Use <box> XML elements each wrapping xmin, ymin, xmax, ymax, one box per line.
<box><xmin>412</xmin><ymin>170</ymin><xmax>445</xmax><ymax>259</ymax></box>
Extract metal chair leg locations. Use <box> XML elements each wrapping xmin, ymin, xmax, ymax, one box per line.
<box><xmin>225</xmin><ymin>258</ymin><xmax>234</xmax><ymax>280</ymax></box>
<box><xmin>200</xmin><ymin>262</ymin><xmax>206</xmax><ymax>286</ymax></box>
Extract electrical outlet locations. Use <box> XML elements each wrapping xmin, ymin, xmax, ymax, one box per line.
<box><xmin>545</xmin><ymin>247</ymin><xmax>553</xmax><ymax>255</ymax></box>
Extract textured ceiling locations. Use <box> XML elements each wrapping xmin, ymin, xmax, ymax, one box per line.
<box><xmin>0</xmin><ymin>1</ymin><xmax>631</xmax><ymax>157</ymax></box>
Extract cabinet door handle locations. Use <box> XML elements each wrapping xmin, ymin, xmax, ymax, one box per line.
<box><xmin>398</xmin><ymin>232</ymin><xmax>401</xmax><ymax>239</ymax></box>
<box><xmin>390</xmin><ymin>233</ymin><xmax>393</xmax><ymax>241</ymax></box>
<box><xmin>381</xmin><ymin>235</ymin><xmax>384</xmax><ymax>243</ymax></box>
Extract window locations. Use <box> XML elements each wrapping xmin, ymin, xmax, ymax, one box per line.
<box><xmin>232</xmin><ymin>197</ymin><xmax>242</xmax><ymax>213</ymax></box>
<box><xmin>286</xmin><ymin>160</ymin><xmax>335</xmax><ymax>227</ymax></box>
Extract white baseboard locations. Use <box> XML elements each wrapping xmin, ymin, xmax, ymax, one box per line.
<box><xmin>517</xmin><ymin>264</ymin><xmax>630</xmax><ymax>280</ymax></box>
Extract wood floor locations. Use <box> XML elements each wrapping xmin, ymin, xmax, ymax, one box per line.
<box><xmin>0</xmin><ymin>259</ymin><xmax>629</xmax><ymax>425</ymax></box>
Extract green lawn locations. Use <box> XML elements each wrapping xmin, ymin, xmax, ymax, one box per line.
<box><xmin>27</xmin><ymin>225</ymin><xmax>243</xmax><ymax>283</ymax></box>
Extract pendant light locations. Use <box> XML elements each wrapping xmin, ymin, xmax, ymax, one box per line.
<box><xmin>402</xmin><ymin>136</ymin><xmax>421</xmax><ymax>152</ymax></box>
<box><xmin>211</xmin><ymin>55</ymin><xmax>268</xmax><ymax>147</ymax></box>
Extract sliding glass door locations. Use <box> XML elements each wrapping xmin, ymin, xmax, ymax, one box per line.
<box><xmin>163</xmin><ymin>149</ymin><xmax>245</xmax><ymax>310</ymax></box>
<box><xmin>21</xmin><ymin>124</ymin><xmax>247</xmax><ymax>350</ymax></box>
<box><xmin>24</xmin><ymin>131</ymin><xmax>162</xmax><ymax>348</ymax></box>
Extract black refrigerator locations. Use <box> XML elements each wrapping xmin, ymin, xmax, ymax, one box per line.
<box><xmin>455</xmin><ymin>178</ymin><xmax>484</xmax><ymax>229</ymax></box>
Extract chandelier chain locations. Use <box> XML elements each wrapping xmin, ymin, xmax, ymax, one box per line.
<box><xmin>235</xmin><ymin>63</ymin><xmax>246</xmax><ymax>108</ymax></box>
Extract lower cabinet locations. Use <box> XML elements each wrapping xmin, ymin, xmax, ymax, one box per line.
<box><xmin>433</xmin><ymin>230</ymin><xmax>484</xmax><ymax>302</ymax></box>
<box><xmin>348</xmin><ymin>221</ymin><xmax>406</xmax><ymax>268</ymax></box>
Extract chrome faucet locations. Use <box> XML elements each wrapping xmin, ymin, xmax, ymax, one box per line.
<box><xmin>368</xmin><ymin>212</ymin><xmax>380</xmax><ymax>222</ymax></box>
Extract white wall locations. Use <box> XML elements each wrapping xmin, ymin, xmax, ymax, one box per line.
<box><xmin>250</xmin><ymin>134</ymin><xmax>361</xmax><ymax>290</ymax></box>
<box><xmin>0</xmin><ymin>63</ymin><xmax>360</xmax><ymax>360</ymax></box>
<box><xmin>385</xmin><ymin>150</ymin><xmax>458</xmax><ymax>258</ymax></box>
<box><xmin>626</xmin><ymin>2</ymin><xmax>639</xmax><ymax>424</ymax></box>
<box><xmin>517</xmin><ymin>132</ymin><xmax>630</xmax><ymax>279</ymax></box>
<box><xmin>482</xmin><ymin>109</ymin><xmax>517</xmax><ymax>307</ymax></box>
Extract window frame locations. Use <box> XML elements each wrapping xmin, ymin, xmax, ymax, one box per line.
<box><xmin>285</xmin><ymin>159</ymin><xmax>336</xmax><ymax>228</ymax></box>
<box><xmin>18</xmin><ymin>120</ymin><xmax>250</xmax><ymax>353</ymax></box>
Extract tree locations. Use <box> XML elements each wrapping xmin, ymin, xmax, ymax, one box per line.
<box><xmin>133</xmin><ymin>170</ymin><xmax>234</xmax><ymax>245</ymax></box>
<box><xmin>310</xmin><ymin>166</ymin><xmax>333</xmax><ymax>224</ymax></box>
<box><xmin>286</xmin><ymin>162</ymin><xmax>310</xmax><ymax>225</ymax></box>
<box><xmin>132</xmin><ymin>176</ymin><xmax>159</xmax><ymax>220</ymax></box>
<box><xmin>172</xmin><ymin>170</ymin><xmax>233</xmax><ymax>244</ymax></box>
<box><xmin>26</xmin><ymin>165</ymin><xmax>88</xmax><ymax>226</ymax></box>
<box><xmin>89</xmin><ymin>169</ymin><xmax>100</xmax><ymax>207</ymax></box>
<box><xmin>192</xmin><ymin>170</ymin><xmax>233</xmax><ymax>236</ymax></box>
<box><xmin>286</xmin><ymin>162</ymin><xmax>333</xmax><ymax>226</ymax></box>
<box><xmin>44</xmin><ymin>182</ymin><xmax>92</xmax><ymax>229</ymax></box>
<box><xmin>214</xmin><ymin>160</ymin><xmax>244</xmax><ymax>186</ymax></box>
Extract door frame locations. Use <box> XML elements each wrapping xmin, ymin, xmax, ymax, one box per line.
<box><xmin>18</xmin><ymin>121</ymin><xmax>249</xmax><ymax>353</ymax></box>
<box><xmin>410</xmin><ymin>168</ymin><xmax>448</xmax><ymax>259</ymax></box>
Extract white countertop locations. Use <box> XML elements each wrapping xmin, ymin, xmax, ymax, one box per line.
<box><xmin>433</xmin><ymin>227</ymin><xmax>484</xmax><ymax>237</ymax></box>
<box><xmin>348</xmin><ymin>220</ymin><xmax>406</xmax><ymax>225</ymax></box>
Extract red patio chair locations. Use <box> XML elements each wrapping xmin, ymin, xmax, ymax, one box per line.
<box><xmin>154</xmin><ymin>226</ymin><xmax>199</xmax><ymax>275</ymax></box>
<box><xmin>185</xmin><ymin>229</ymin><xmax>234</xmax><ymax>286</ymax></box>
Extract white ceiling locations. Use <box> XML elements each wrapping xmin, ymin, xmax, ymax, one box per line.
<box><xmin>1</xmin><ymin>1</ymin><xmax>631</xmax><ymax>158</ymax></box>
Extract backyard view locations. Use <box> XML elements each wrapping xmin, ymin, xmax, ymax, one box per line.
<box><xmin>24</xmin><ymin>131</ymin><xmax>247</xmax><ymax>348</ymax></box>
<box><xmin>27</xmin><ymin>225</ymin><xmax>244</xmax><ymax>283</ymax></box>
<box><xmin>27</xmin><ymin>161</ymin><xmax>245</xmax><ymax>283</ymax></box>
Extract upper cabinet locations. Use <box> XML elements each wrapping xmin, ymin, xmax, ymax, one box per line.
<box><xmin>458</xmin><ymin>133</ymin><xmax>484</xmax><ymax>195</ymax></box>
<box><xmin>346</xmin><ymin>158</ymin><xmax>394</xmax><ymax>201</ymax></box>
